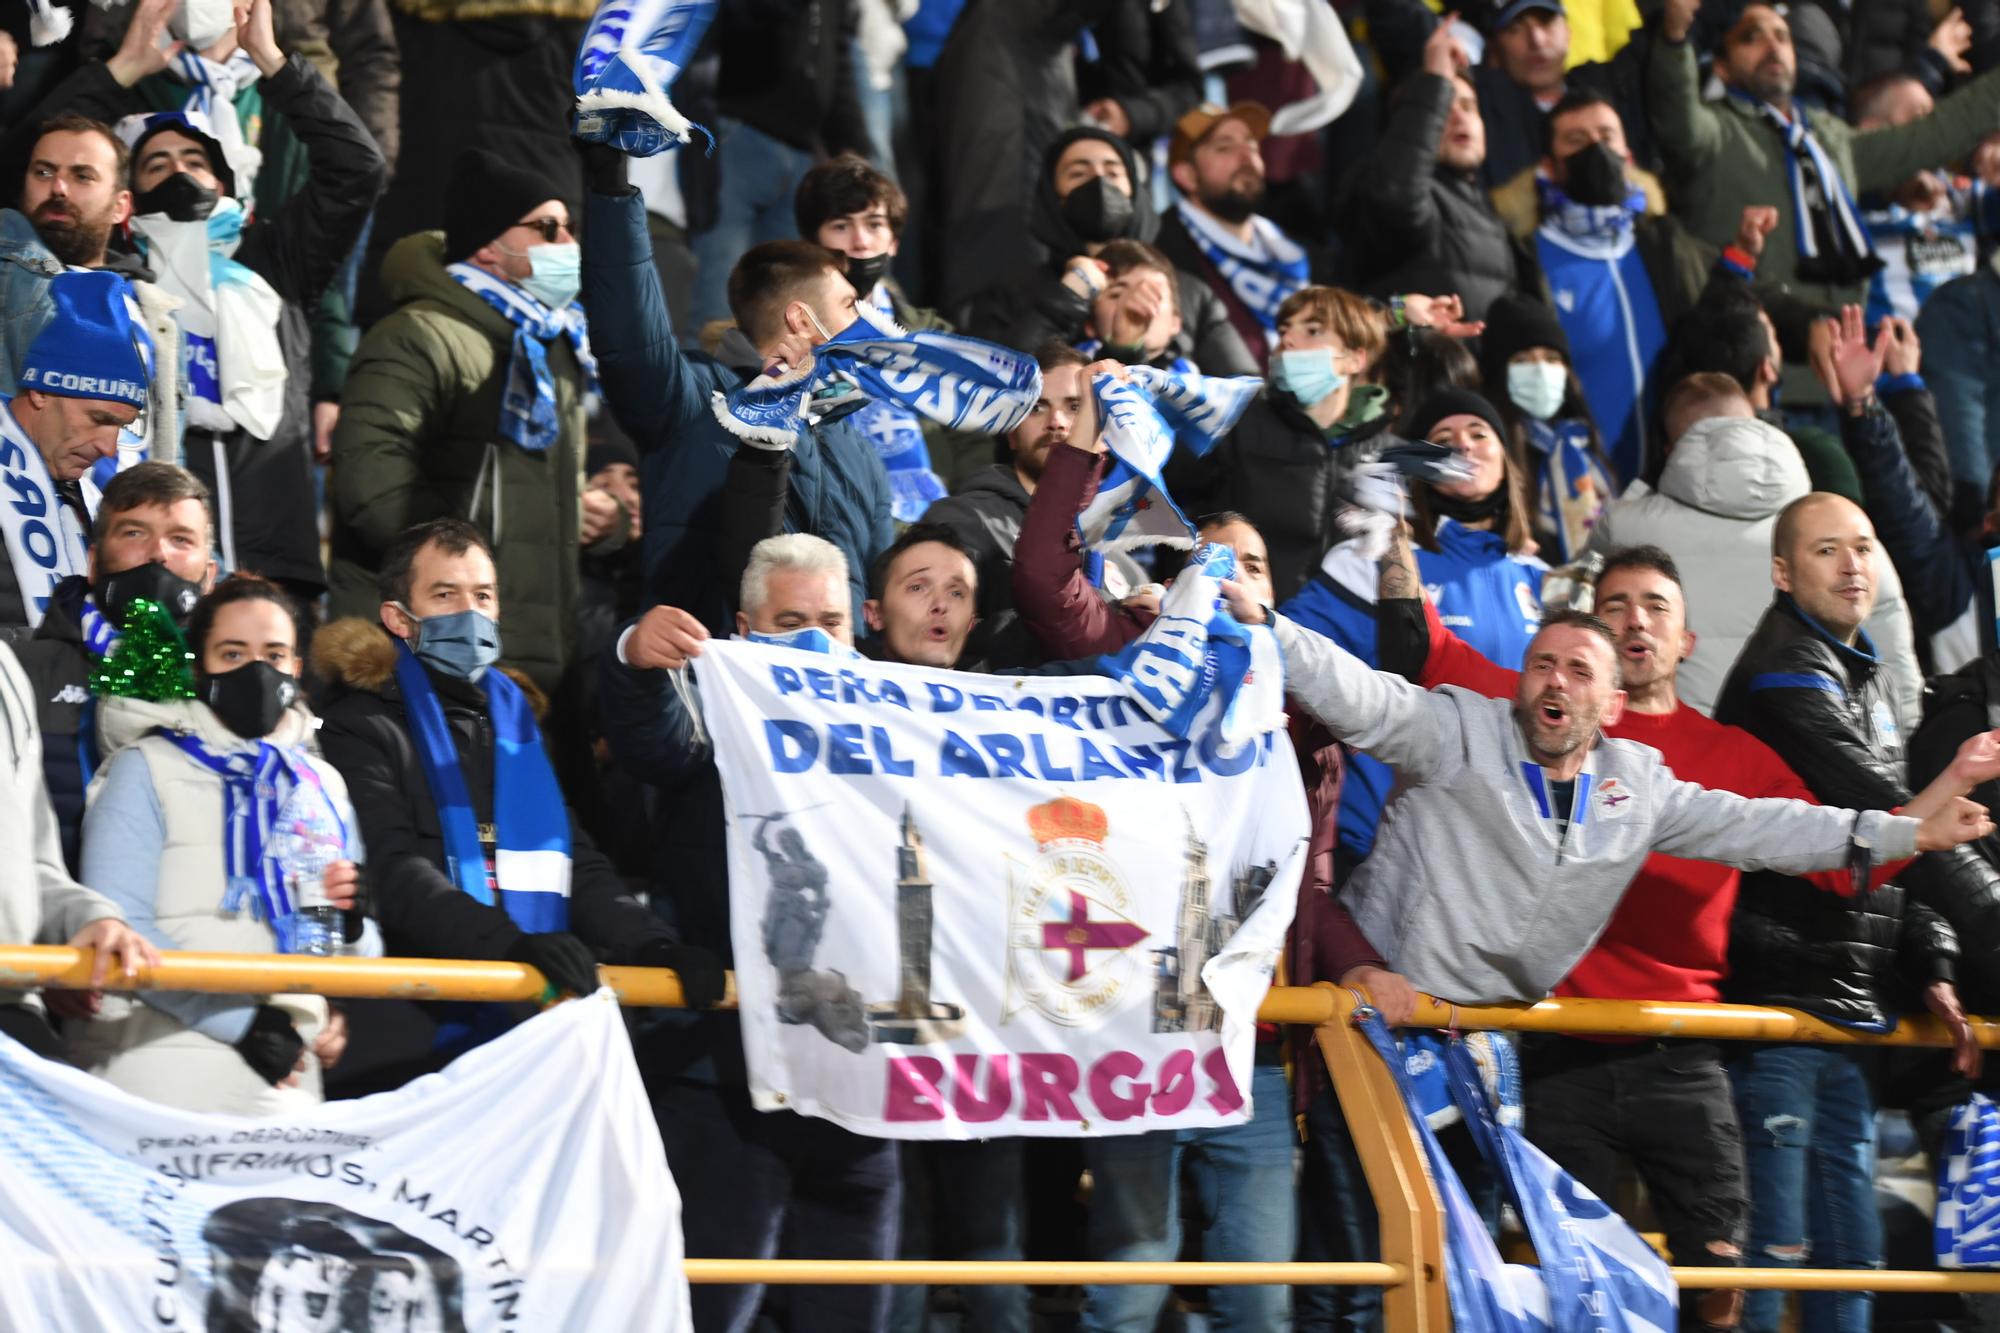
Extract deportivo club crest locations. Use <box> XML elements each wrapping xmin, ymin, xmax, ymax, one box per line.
<box><xmin>1005</xmin><ymin>798</ymin><xmax>1150</xmax><ymax>1028</ymax></box>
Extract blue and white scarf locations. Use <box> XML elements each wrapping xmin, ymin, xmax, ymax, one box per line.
<box><xmin>446</xmin><ymin>262</ymin><xmax>598</xmax><ymax>454</ymax></box>
<box><xmin>79</xmin><ymin>597</ymin><xmax>117</xmax><ymax>657</ymax></box>
<box><xmin>394</xmin><ymin>643</ymin><xmax>572</xmax><ymax>932</ymax></box>
<box><xmin>573</xmin><ymin>0</ymin><xmax>717</xmax><ymax>155</ymax></box>
<box><xmin>1523</xmin><ymin>417</ymin><xmax>1613</xmax><ymax>564</ymax></box>
<box><xmin>855</xmin><ymin>285</ymin><xmax>948</xmax><ymax>521</ymax></box>
<box><xmin>1534</xmin><ymin>175</ymin><xmax>1644</xmax><ymax>248</ymax></box>
<box><xmin>1172</xmin><ymin>200</ymin><xmax>1309</xmax><ymax>338</ymax></box>
<box><xmin>168</xmin><ymin>50</ymin><xmax>262</xmax><ymax>195</ymax></box>
<box><xmin>1098</xmin><ymin>542</ymin><xmax>1284</xmax><ymax>749</ymax></box>
<box><xmin>714</xmin><ymin>302</ymin><xmax>1043</xmax><ymax>447</ymax></box>
<box><xmin>1076</xmin><ymin>364</ymin><xmax>1261</xmax><ymax>552</ymax></box>
<box><xmin>1734</xmin><ymin>92</ymin><xmax>1875</xmax><ymax>273</ymax></box>
<box><xmin>0</xmin><ymin>399</ymin><xmax>96</xmax><ymax>629</ymax></box>
<box><xmin>163</xmin><ymin>731</ymin><xmax>346</xmax><ymax>955</ymax></box>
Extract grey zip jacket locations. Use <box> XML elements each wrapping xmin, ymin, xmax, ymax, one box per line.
<box><xmin>1272</xmin><ymin>615</ymin><xmax>1919</xmax><ymax>1004</ymax></box>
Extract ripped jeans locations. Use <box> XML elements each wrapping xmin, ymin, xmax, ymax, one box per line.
<box><xmin>1728</xmin><ymin>1044</ymin><xmax>1882</xmax><ymax>1333</ymax></box>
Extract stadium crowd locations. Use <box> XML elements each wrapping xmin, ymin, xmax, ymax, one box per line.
<box><xmin>7</xmin><ymin>0</ymin><xmax>2000</xmax><ymax>1328</ymax></box>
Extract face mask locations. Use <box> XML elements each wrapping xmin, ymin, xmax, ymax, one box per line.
<box><xmin>170</xmin><ymin>0</ymin><xmax>235</xmax><ymax>49</ymax></box>
<box><xmin>1060</xmin><ymin>176</ymin><xmax>1135</xmax><ymax>244</ymax></box>
<box><xmin>1506</xmin><ymin>361</ymin><xmax>1568</xmax><ymax>421</ymax></box>
<box><xmin>200</xmin><ymin>660</ymin><xmax>297</xmax><ymax>740</ymax></box>
<box><xmin>1273</xmin><ymin>347</ymin><xmax>1345</xmax><ymax>407</ymax></box>
<box><xmin>133</xmin><ymin>172</ymin><xmax>220</xmax><ymax>223</ymax></box>
<box><xmin>743</xmin><ymin>626</ymin><xmax>860</xmax><ymax>658</ymax></box>
<box><xmin>95</xmin><ymin>561</ymin><xmax>202</xmax><ymax>628</ymax></box>
<box><xmin>399</xmin><ymin>605</ymin><xmax>503</xmax><ymax>680</ymax></box>
<box><xmin>517</xmin><ymin>242</ymin><xmax>581</xmax><ymax>310</ymax></box>
<box><xmin>843</xmin><ymin>252</ymin><xmax>891</xmax><ymax>294</ymax></box>
<box><xmin>1560</xmin><ymin>142</ymin><xmax>1629</xmax><ymax>208</ymax></box>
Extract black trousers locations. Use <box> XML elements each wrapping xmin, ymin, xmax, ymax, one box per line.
<box><xmin>1524</xmin><ymin>1036</ymin><xmax>1748</xmax><ymax>1328</ymax></box>
<box><xmin>0</xmin><ymin>1003</ymin><xmax>65</xmax><ymax>1060</ymax></box>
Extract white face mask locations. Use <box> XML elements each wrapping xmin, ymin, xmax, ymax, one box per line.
<box><xmin>1506</xmin><ymin>360</ymin><xmax>1568</xmax><ymax>421</ymax></box>
<box><xmin>171</xmin><ymin>0</ymin><xmax>237</xmax><ymax>50</ymax></box>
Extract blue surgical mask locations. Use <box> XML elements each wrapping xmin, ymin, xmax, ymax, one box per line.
<box><xmin>399</xmin><ymin>605</ymin><xmax>503</xmax><ymax>680</ymax></box>
<box><xmin>1274</xmin><ymin>347</ymin><xmax>1345</xmax><ymax>407</ymax></box>
<box><xmin>743</xmin><ymin>626</ymin><xmax>860</xmax><ymax>658</ymax></box>
<box><xmin>519</xmin><ymin>242</ymin><xmax>581</xmax><ymax>310</ymax></box>
<box><xmin>1506</xmin><ymin>360</ymin><xmax>1568</xmax><ymax>421</ymax></box>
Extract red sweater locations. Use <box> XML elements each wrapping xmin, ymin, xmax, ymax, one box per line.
<box><xmin>1417</xmin><ymin>599</ymin><xmax>1909</xmax><ymax>1003</ymax></box>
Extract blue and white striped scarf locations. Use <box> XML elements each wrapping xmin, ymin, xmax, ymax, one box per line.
<box><xmin>572</xmin><ymin>0</ymin><xmax>717</xmax><ymax>156</ymax></box>
<box><xmin>1172</xmin><ymin>200</ymin><xmax>1309</xmax><ymax>338</ymax></box>
<box><xmin>447</xmin><ymin>263</ymin><xmax>598</xmax><ymax>454</ymax></box>
<box><xmin>162</xmin><ymin>732</ymin><xmax>347</xmax><ymax>955</ymax></box>
<box><xmin>1733</xmin><ymin>92</ymin><xmax>1875</xmax><ymax>274</ymax></box>
<box><xmin>714</xmin><ymin>301</ymin><xmax>1042</xmax><ymax>447</ymax></box>
<box><xmin>1076</xmin><ymin>364</ymin><xmax>1261</xmax><ymax>552</ymax></box>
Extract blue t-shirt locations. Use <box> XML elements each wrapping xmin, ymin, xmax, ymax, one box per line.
<box><xmin>1281</xmin><ymin>519</ymin><xmax>1546</xmax><ymax>861</ymax></box>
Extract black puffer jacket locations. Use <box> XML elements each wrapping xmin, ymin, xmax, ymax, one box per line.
<box><xmin>8</xmin><ymin>575</ymin><xmax>93</xmax><ymax>872</ymax></box>
<box><xmin>1715</xmin><ymin>593</ymin><xmax>1963</xmax><ymax>1027</ymax></box>
<box><xmin>1336</xmin><ymin>72</ymin><xmax>1522</xmax><ymax>322</ymax></box>
<box><xmin>1164</xmin><ymin>386</ymin><xmax>1398</xmax><ymax>604</ymax></box>
<box><xmin>962</xmin><ymin>126</ymin><xmax>1258</xmax><ymax>377</ymax></box>
<box><xmin>1908</xmin><ymin>650</ymin><xmax>2000</xmax><ymax>1009</ymax></box>
<box><xmin>311</xmin><ymin>618</ymin><xmax>673</xmax><ymax>964</ymax></box>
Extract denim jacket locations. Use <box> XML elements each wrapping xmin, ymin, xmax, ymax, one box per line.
<box><xmin>0</xmin><ymin>209</ymin><xmax>184</xmax><ymax>466</ymax></box>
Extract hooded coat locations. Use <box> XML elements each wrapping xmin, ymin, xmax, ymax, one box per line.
<box><xmin>329</xmin><ymin>231</ymin><xmax>605</xmax><ymax>693</ymax></box>
<box><xmin>960</xmin><ymin>127</ymin><xmax>1258</xmax><ymax>378</ymax></box>
<box><xmin>1588</xmin><ymin>415</ymin><xmax>1925</xmax><ymax>723</ymax></box>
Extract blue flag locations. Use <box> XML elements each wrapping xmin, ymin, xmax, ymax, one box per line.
<box><xmin>573</xmin><ymin>0</ymin><xmax>717</xmax><ymax>155</ymax></box>
<box><xmin>1076</xmin><ymin>365</ymin><xmax>1260</xmax><ymax>551</ymax></box>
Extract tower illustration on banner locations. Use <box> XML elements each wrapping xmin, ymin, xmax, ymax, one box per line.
<box><xmin>1154</xmin><ymin>814</ymin><xmax>1279</xmax><ymax>1033</ymax></box>
<box><xmin>866</xmin><ymin>805</ymin><xmax>966</xmax><ymax>1044</ymax></box>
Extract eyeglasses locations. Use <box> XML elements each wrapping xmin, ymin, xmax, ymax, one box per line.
<box><xmin>514</xmin><ymin>216</ymin><xmax>569</xmax><ymax>243</ymax></box>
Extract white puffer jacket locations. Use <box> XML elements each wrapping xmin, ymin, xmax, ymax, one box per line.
<box><xmin>1589</xmin><ymin>415</ymin><xmax>1925</xmax><ymax>730</ymax></box>
<box><xmin>68</xmin><ymin>695</ymin><xmax>361</xmax><ymax>1115</ymax></box>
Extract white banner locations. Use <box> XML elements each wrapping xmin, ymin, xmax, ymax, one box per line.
<box><xmin>0</xmin><ymin>991</ymin><xmax>690</xmax><ymax>1333</ymax></box>
<box><xmin>693</xmin><ymin>641</ymin><xmax>1309</xmax><ymax>1139</ymax></box>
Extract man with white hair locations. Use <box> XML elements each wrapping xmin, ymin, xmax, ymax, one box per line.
<box><xmin>601</xmin><ymin>532</ymin><xmax>904</xmax><ymax>1333</ymax></box>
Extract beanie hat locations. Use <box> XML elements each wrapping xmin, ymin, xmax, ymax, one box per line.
<box><xmin>445</xmin><ymin>148</ymin><xmax>567</xmax><ymax>262</ymax></box>
<box><xmin>1477</xmin><ymin>293</ymin><xmax>1570</xmax><ymax>387</ymax></box>
<box><xmin>1406</xmin><ymin>385</ymin><xmax>1507</xmax><ymax>444</ymax></box>
<box><xmin>20</xmin><ymin>270</ymin><xmax>153</xmax><ymax>409</ymax></box>
<box><xmin>117</xmin><ymin>110</ymin><xmax>235</xmax><ymax>199</ymax></box>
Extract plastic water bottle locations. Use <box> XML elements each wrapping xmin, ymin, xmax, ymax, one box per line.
<box><xmin>277</xmin><ymin>782</ymin><xmax>347</xmax><ymax>957</ymax></box>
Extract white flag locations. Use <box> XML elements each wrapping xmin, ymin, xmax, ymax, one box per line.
<box><xmin>0</xmin><ymin>990</ymin><xmax>690</xmax><ymax>1332</ymax></box>
<box><xmin>692</xmin><ymin>639</ymin><xmax>1310</xmax><ymax>1140</ymax></box>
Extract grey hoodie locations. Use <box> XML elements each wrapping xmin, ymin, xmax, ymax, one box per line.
<box><xmin>1589</xmin><ymin>414</ymin><xmax>1924</xmax><ymax>729</ymax></box>
<box><xmin>1272</xmin><ymin>615</ymin><xmax>1918</xmax><ymax>1004</ymax></box>
<box><xmin>0</xmin><ymin>643</ymin><xmax>119</xmax><ymax>1009</ymax></box>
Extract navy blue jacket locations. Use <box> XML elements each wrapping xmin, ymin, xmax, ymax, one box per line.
<box><xmin>581</xmin><ymin>187</ymin><xmax>895</xmax><ymax>633</ymax></box>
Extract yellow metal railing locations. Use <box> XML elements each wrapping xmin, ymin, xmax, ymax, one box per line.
<box><xmin>8</xmin><ymin>945</ymin><xmax>2000</xmax><ymax>1326</ymax></box>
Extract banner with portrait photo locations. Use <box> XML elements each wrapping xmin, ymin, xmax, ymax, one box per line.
<box><xmin>692</xmin><ymin>639</ymin><xmax>1310</xmax><ymax>1140</ymax></box>
<box><xmin>0</xmin><ymin>991</ymin><xmax>689</xmax><ymax>1332</ymax></box>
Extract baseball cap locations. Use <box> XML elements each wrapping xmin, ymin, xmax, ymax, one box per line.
<box><xmin>1491</xmin><ymin>0</ymin><xmax>1564</xmax><ymax>29</ymax></box>
<box><xmin>1168</xmin><ymin>101</ymin><xmax>1273</xmax><ymax>167</ymax></box>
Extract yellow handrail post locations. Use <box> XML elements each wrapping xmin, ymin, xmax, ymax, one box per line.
<box><xmin>1313</xmin><ymin>983</ymin><xmax>1449</xmax><ymax>1333</ymax></box>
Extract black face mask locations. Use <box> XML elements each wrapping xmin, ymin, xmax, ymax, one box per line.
<box><xmin>1559</xmin><ymin>142</ymin><xmax>1629</xmax><ymax>208</ymax></box>
<box><xmin>199</xmin><ymin>660</ymin><xmax>296</xmax><ymax>740</ymax></box>
<box><xmin>843</xmin><ymin>251</ymin><xmax>892</xmax><ymax>293</ymax></box>
<box><xmin>1060</xmin><ymin>176</ymin><xmax>1135</xmax><ymax>244</ymax></box>
<box><xmin>133</xmin><ymin>171</ymin><xmax>220</xmax><ymax>223</ymax></box>
<box><xmin>95</xmin><ymin>561</ymin><xmax>202</xmax><ymax>629</ymax></box>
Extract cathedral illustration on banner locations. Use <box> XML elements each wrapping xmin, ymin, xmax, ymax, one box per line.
<box><xmin>1153</xmin><ymin>815</ymin><xmax>1278</xmax><ymax>1033</ymax></box>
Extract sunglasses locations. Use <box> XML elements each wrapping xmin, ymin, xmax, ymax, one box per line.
<box><xmin>514</xmin><ymin>216</ymin><xmax>568</xmax><ymax>243</ymax></box>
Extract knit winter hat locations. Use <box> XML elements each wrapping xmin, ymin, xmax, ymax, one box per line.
<box><xmin>20</xmin><ymin>270</ymin><xmax>153</xmax><ymax>408</ymax></box>
<box><xmin>118</xmin><ymin>109</ymin><xmax>236</xmax><ymax>199</ymax></box>
<box><xmin>444</xmin><ymin>148</ymin><xmax>567</xmax><ymax>262</ymax></box>
<box><xmin>1477</xmin><ymin>293</ymin><xmax>1570</xmax><ymax>386</ymax></box>
<box><xmin>1405</xmin><ymin>385</ymin><xmax>1507</xmax><ymax>444</ymax></box>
